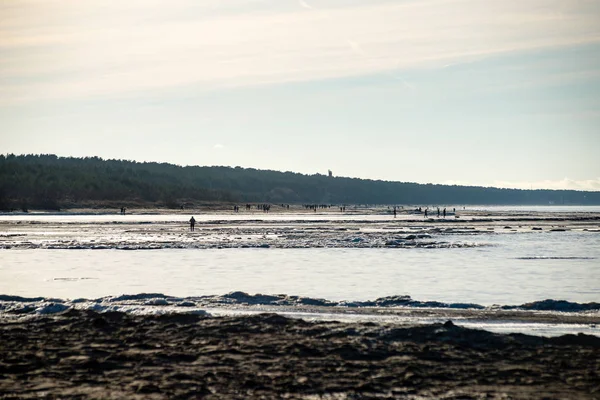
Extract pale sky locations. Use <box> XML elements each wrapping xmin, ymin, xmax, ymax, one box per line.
<box><xmin>1</xmin><ymin>0</ymin><xmax>599</xmax><ymax>190</ymax></box>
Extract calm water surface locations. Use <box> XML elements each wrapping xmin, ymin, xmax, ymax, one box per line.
<box><xmin>2</xmin><ymin>230</ymin><xmax>598</xmax><ymax>305</ymax></box>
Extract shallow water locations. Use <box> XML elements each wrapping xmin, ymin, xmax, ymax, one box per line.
<box><xmin>1</xmin><ymin>208</ymin><xmax>599</xmax><ymax>339</ymax></box>
<box><xmin>2</xmin><ymin>204</ymin><xmax>599</xmax><ymax>223</ymax></box>
<box><xmin>1</xmin><ymin>224</ymin><xmax>598</xmax><ymax>305</ymax></box>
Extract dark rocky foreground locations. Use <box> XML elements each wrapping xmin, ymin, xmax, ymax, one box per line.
<box><xmin>1</xmin><ymin>311</ymin><xmax>599</xmax><ymax>399</ymax></box>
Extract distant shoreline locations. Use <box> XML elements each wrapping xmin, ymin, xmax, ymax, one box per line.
<box><xmin>3</xmin><ymin>154</ymin><xmax>600</xmax><ymax>211</ymax></box>
<box><xmin>3</xmin><ymin>203</ymin><xmax>600</xmax><ymax>215</ymax></box>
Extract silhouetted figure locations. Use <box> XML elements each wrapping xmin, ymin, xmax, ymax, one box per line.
<box><xmin>424</xmin><ymin>209</ymin><xmax>428</xmax><ymax>218</ymax></box>
<box><xmin>189</xmin><ymin>216</ymin><xmax>196</xmax><ymax>232</ymax></box>
<box><xmin>393</xmin><ymin>207</ymin><xmax>397</xmax><ymax>218</ymax></box>
<box><xmin>437</xmin><ymin>207</ymin><xmax>440</xmax><ymax>218</ymax></box>
<box><xmin>443</xmin><ymin>208</ymin><xmax>446</xmax><ymax>218</ymax></box>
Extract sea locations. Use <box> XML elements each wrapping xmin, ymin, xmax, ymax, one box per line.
<box><xmin>1</xmin><ymin>205</ymin><xmax>599</xmax><ymax>337</ymax></box>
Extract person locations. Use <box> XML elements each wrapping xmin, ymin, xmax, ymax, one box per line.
<box><xmin>189</xmin><ymin>216</ymin><xmax>196</xmax><ymax>232</ymax></box>
<box><xmin>443</xmin><ymin>208</ymin><xmax>446</xmax><ymax>218</ymax></box>
<box><xmin>424</xmin><ymin>209</ymin><xmax>428</xmax><ymax>218</ymax></box>
<box><xmin>393</xmin><ymin>207</ymin><xmax>397</xmax><ymax>218</ymax></box>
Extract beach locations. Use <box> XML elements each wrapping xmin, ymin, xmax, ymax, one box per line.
<box><xmin>1</xmin><ymin>206</ymin><xmax>599</xmax><ymax>398</ymax></box>
<box><xmin>1</xmin><ymin>310</ymin><xmax>599</xmax><ymax>399</ymax></box>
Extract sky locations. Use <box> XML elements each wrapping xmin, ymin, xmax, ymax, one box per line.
<box><xmin>1</xmin><ymin>0</ymin><xmax>599</xmax><ymax>190</ymax></box>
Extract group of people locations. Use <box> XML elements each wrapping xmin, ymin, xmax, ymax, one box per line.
<box><xmin>304</xmin><ymin>204</ymin><xmax>331</xmax><ymax>210</ymax></box>
<box><xmin>416</xmin><ymin>207</ymin><xmax>456</xmax><ymax>218</ymax></box>
<box><xmin>187</xmin><ymin>204</ymin><xmax>462</xmax><ymax>231</ymax></box>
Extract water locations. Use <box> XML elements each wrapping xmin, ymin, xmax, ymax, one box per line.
<box><xmin>465</xmin><ymin>205</ymin><xmax>600</xmax><ymax>213</ymax></box>
<box><xmin>1</xmin><ymin>209</ymin><xmax>599</xmax><ymax>336</ymax></box>
<box><xmin>2</xmin><ymin>243</ymin><xmax>599</xmax><ymax>304</ymax></box>
<box><xmin>1</xmin><ymin>215</ymin><xmax>598</xmax><ymax>304</ymax></box>
<box><xmin>1</xmin><ymin>204</ymin><xmax>599</xmax><ymax>223</ymax></box>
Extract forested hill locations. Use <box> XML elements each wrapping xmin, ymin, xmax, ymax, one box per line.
<box><xmin>1</xmin><ymin>154</ymin><xmax>599</xmax><ymax>210</ymax></box>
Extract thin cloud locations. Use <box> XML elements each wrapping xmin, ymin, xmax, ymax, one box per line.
<box><xmin>298</xmin><ymin>0</ymin><xmax>313</xmax><ymax>10</ymax></box>
<box><xmin>1</xmin><ymin>0</ymin><xmax>599</xmax><ymax>104</ymax></box>
<box><xmin>346</xmin><ymin>40</ymin><xmax>366</xmax><ymax>57</ymax></box>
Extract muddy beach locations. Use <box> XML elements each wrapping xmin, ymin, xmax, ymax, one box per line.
<box><xmin>1</xmin><ymin>310</ymin><xmax>599</xmax><ymax>399</ymax></box>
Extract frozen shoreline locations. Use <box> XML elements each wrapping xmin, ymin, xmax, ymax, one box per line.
<box><xmin>2</xmin><ymin>292</ymin><xmax>599</xmax><ymax>338</ymax></box>
<box><xmin>2</xmin><ymin>208</ymin><xmax>598</xmax><ymax>337</ymax></box>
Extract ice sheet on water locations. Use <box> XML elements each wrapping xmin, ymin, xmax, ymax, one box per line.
<box><xmin>499</xmin><ymin>299</ymin><xmax>600</xmax><ymax>312</ymax></box>
<box><xmin>35</xmin><ymin>303</ymin><xmax>70</xmax><ymax>314</ymax></box>
<box><xmin>2</xmin><ymin>292</ymin><xmax>599</xmax><ymax>314</ymax></box>
<box><xmin>1</xmin><ymin>292</ymin><xmax>598</xmax><ymax>337</ymax></box>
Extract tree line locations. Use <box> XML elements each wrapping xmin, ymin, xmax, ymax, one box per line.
<box><xmin>1</xmin><ymin>154</ymin><xmax>598</xmax><ymax>210</ymax></box>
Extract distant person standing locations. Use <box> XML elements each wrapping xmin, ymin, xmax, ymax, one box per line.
<box><xmin>393</xmin><ymin>207</ymin><xmax>397</xmax><ymax>218</ymax></box>
<box><xmin>443</xmin><ymin>208</ymin><xmax>446</xmax><ymax>218</ymax></box>
<box><xmin>189</xmin><ymin>216</ymin><xmax>196</xmax><ymax>232</ymax></box>
<box><xmin>424</xmin><ymin>209</ymin><xmax>428</xmax><ymax>218</ymax></box>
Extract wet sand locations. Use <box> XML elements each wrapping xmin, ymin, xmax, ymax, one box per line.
<box><xmin>1</xmin><ymin>310</ymin><xmax>599</xmax><ymax>399</ymax></box>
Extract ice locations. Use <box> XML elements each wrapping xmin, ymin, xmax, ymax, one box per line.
<box><xmin>35</xmin><ymin>303</ymin><xmax>70</xmax><ymax>314</ymax></box>
<box><xmin>1</xmin><ymin>207</ymin><xmax>599</xmax><ymax>337</ymax></box>
<box><xmin>1</xmin><ymin>293</ymin><xmax>598</xmax><ymax>337</ymax></box>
